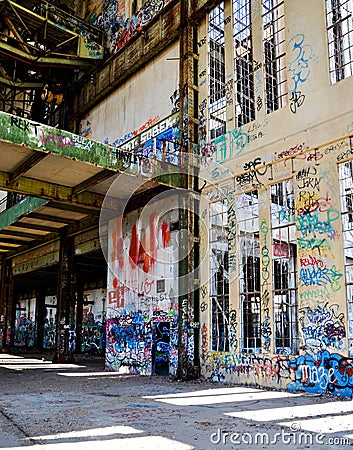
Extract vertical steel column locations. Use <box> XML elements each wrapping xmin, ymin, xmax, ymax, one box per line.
<box><xmin>177</xmin><ymin>0</ymin><xmax>200</xmax><ymax>380</ymax></box>
<box><xmin>0</xmin><ymin>257</ymin><xmax>14</xmax><ymax>351</ymax></box>
<box><xmin>0</xmin><ymin>257</ymin><xmax>5</xmax><ymax>350</ymax></box>
<box><xmin>75</xmin><ymin>275</ymin><xmax>84</xmax><ymax>354</ymax></box>
<box><xmin>35</xmin><ymin>288</ymin><xmax>46</xmax><ymax>350</ymax></box>
<box><xmin>53</xmin><ymin>229</ymin><xmax>75</xmax><ymax>363</ymax></box>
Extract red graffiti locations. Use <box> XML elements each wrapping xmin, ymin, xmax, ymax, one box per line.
<box><xmin>128</xmin><ymin>217</ymin><xmax>158</xmax><ymax>273</ymax></box>
<box><xmin>111</xmin><ymin>220</ymin><xmax>124</xmax><ymax>269</ymax></box>
<box><xmin>108</xmin><ymin>282</ymin><xmax>124</xmax><ymax>308</ymax></box>
<box><xmin>149</xmin><ymin>214</ymin><xmax>157</xmax><ymax>268</ymax></box>
<box><xmin>161</xmin><ymin>221</ymin><xmax>171</xmax><ymax>248</ymax></box>
<box><xmin>138</xmin><ymin>232</ymin><xmax>149</xmax><ymax>273</ymax></box>
<box><xmin>273</xmin><ymin>242</ymin><xmax>289</xmax><ymax>258</ymax></box>
<box><xmin>41</xmin><ymin>131</ymin><xmax>74</xmax><ymax>147</ymax></box>
<box><xmin>129</xmin><ymin>225</ymin><xmax>139</xmax><ymax>267</ymax></box>
<box><xmin>300</xmin><ymin>255</ymin><xmax>325</xmax><ymax>268</ymax></box>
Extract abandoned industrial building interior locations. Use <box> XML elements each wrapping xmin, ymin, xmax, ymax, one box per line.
<box><xmin>2</xmin><ymin>0</ymin><xmax>353</xmax><ymax>398</ymax></box>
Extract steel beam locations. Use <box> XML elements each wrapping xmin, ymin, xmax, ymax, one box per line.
<box><xmin>47</xmin><ymin>201</ymin><xmax>100</xmax><ymax>217</ymax></box>
<box><xmin>29</xmin><ymin>213</ymin><xmax>78</xmax><ymax>225</ymax></box>
<box><xmin>0</xmin><ymin>172</ymin><xmax>106</xmax><ymax>210</ymax></box>
<box><xmin>72</xmin><ymin>169</ymin><xmax>115</xmax><ymax>195</ymax></box>
<box><xmin>13</xmin><ymin>222</ymin><xmax>60</xmax><ymax>233</ymax></box>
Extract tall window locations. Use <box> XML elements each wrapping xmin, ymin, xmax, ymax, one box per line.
<box><xmin>233</xmin><ymin>0</ymin><xmax>255</xmax><ymax>126</ymax></box>
<box><xmin>238</xmin><ymin>191</ymin><xmax>261</xmax><ymax>352</ymax></box>
<box><xmin>339</xmin><ymin>161</ymin><xmax>353</xmax><ymax>355</ymax></box>
<box><xmin>209</xmin><ymin>3</ymin><xmax>226</xmax><ymax>140</ymax></box>
<box><xmin>210</xmin><ymin>200</ymin><xmax>229</xmax><ymax>351</ymax></box>
<box><xmin>262</xmin><ymin>0</ymin><xmax>287</xmax><ymax>113</ymax></box>
<box><xmin>270</xmin><ymin>180</ymin><xmax>298</xmax><ymax>354</ymax></box>
<box><xmin>326</xmin><ymin>0</ymin><xmax>353</xmax><ymax>84</ymax></box>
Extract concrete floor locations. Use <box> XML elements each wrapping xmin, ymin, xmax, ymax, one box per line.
<box><xmin>0</xmin><ymin>352</ymin><xmax>352</xmax><ymax>449</ymax></box>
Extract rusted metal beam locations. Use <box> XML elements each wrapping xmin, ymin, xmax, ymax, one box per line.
<box><xmin>47</xmin><ymin>201</ymin><xmax>100</xmax><ymax>216</ymax></box>
<box><xmin>0</xmin><ymin>172</ymin><xmax>106</xmax><ymax>210</ymax></box>
<box><xmin>72</xmin><ymin>169</ymin><xmax>115</xmax><ymax>195</ymax></box>
<box><xmin>14</xmin><ymin>222</ymin><xmax>61</xmax><ymax>233</ymax></box>
<box><xmin>29</xmin><ymin>212</ymin><xmax>78</xmax><ymax>225</ymax></box>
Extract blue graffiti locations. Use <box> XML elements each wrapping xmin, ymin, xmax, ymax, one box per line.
<box><xmin>287</xmin><ymin>351</ymin><xmax>353</xmax><ymax>398</ymax></box>
<box><xmin>299</xmin><ymin>265</ymin><xmax>343</xmax><ymax>288</ymax></box>
<box><xmin>296</xmin><ymin>209</ymin><xmax>339</xmax><ymax>238</ymax></box>
<box><xmin>106</xmin><ymin>312</ymin><xmax>152</xmax><ymax>374</ymax></box>
<box><xmin>288</xmin><ymin>34</ymin><xmax>315</xmax><ymax>93</ymax></box>
<box><xmin>214</xmin><ymin>127</ymin><xmax>249</xmax><ymax>163</ymax></box>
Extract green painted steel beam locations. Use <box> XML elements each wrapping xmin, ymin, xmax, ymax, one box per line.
<box><xmin>0</xmin><ymin>196</ymin><xmax>48</xmax><ymax>229</ymax></box>
<box><xmin>12</xmin><ymin>251</ymin><xmax>59</xmax><ymax>275</ymax></box>
<box><xmin>0</xmin><ymin>41</ymin><xmax>93</xmax><ymax>68</ymax></box>
<box><xmin>0</xmin><ymin>172</ymin><xmax>108</xmax><ymax>210</ymax></box>
<box><xmin>0</xmin><ymin>76</ymin><xmax>44</xmax><ymax>89</ymax></box>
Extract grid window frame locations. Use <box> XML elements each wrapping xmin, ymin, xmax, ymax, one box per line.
<box><xmin>270</xmin><ymin>179</ymin><xmax>299</xmax><ymax>355</ymax></box>
<box><xmin>326</xmin><ymin>0</ymin><xmax>353</xmax><ymax>84</ymax></box>
<box><xmin>338</xmin><ymin>159</ymin><xmax>353</xmax><ymax>356</ymax></box>
<box><xmin>238</xmin><ymin>190</ymin><xmax>261</xmax><ymax>353</ymax></box>
<box><xmin>208</xmin><ymin>3</ymin><xmax>226</xmax><ymax>141</ymax></box>
<box><xmin>262</xmin><ymin>0</ymin><xmax>287</xmax><ymax>114</ymax></box>
<box><xmin>233</xmin><ymin>0</ymin><xmax>256</xmax><ymax>127</ymax></box>
<box><xmin>210</xmin><ymin>199</ymin><xmax>230</xmax><ymax>352</ymax></box>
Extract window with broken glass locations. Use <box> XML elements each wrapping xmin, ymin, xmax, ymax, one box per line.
<box><xmin>238</xmin><ymin>190</ymin><xmax>261</xmax><ymax>353</ymax></box>
<box><xmin>262</xmin><ymin>0</ymin><xmax>287</xmax><ymax>113</ymax></box>
<box><xmin>326</xmin><ymin>0</ymin><xmax>353</xmax><ymax>84</ymax></box>
<box><xmin>339</xmin><ymin>160</ymin><xmax>353</xmax><ymax>355</ymax></box>
<box><xmin>210</xmin><ymin>199</ymin><xmax>229</xmax><ymax>352</ymax></box>
<box><xmin>233</xmin><ymin>0</ymin><xmax>255</xmax><ymax>126</ymax></box>
<box><xmin>270</xmin><ymin>179</ymin><xmax>298</xmax><ymax>354</ymax></box>
<box><xmin>208</xmin><ymin>3</ymin><xmax>226</xmax><ymax>140</ymax></box>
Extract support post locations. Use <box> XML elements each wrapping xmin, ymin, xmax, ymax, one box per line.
<box><xmin>75</xmin><ymin>275</ymin><xmax>84</xmax><ymax>354</ymax></box>
<box><xmin>35</xmin><ymin>288</ymin><xmax>46</xmax><ymax>350</ymax></box>
<box><xmin>53</xmin><ymin>229</ymin><xmax>75</xmax><ymax>363</ymax></box>
<box><xmin>177</xmin><ymin>0</ymin><xmax>200</xmax><ymax>380</ymax></box>
<box><xmin>0</xmin><ymin>257</ymin><xmax>14</xmax><ymax>351</ymax></box>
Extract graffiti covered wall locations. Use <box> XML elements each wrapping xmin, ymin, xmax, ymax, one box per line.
<box><xmin>198</xmin><ymin>0</ymin><xmax>353</xmax><ymax>398</ymax></box>
<box><xmin>106</xmin><ymin>193</ymin><xmax>180</xmax><ymax>374</ymax></box>
<box><xmin>83</xmin><ymin>0</ymin><xmax>173</xmax><ymax>54</ymax></box>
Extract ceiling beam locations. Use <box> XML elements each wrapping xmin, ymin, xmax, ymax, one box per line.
<box><xmin>0</xmin><ymin>236</ymin><xmax>33</xmax><ymax>245</ymax></box>
<box><xmin>46</xmin><ymin>201</ymin><xmax>100</xmax><ymax>216</ymax></box>
<box><xmin>0</xmin><ymin>172</ymin><xmax>112</xmax><ymax>210</ymax></box>
<box><xmin>13</xmin><ymin>222</ymin><xmax>61</xmax><ymax>233</ymax></box>
<box><xmin>7</xmin><ymin>153</ymin><xmax>48</xmax><ymax>185</ymax></box>
<box><xmin>0</xmin><ymin>229</ymin><xmax>44</xmax><ymax>239</ymax></box>
<box><xmin>29</xmin><ymin>212</ymin><xmax>78</xmax><ymax>225</ymax></box>
<box><xmin>72</xmin><ymin>169</ymin><xmax>115</xmax><ymax>195</ymax></box>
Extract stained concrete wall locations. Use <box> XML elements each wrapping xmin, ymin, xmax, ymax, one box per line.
<box><xmin>79</xmin><ymin>43</ymin><xmax>179</xmax><ymax>145</ymax></box>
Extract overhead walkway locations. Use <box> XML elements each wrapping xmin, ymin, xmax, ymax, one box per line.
<box><xmin>0</xmin><ymin>111</ymin><xmax>182</xmax><ymax>259</ymax></box>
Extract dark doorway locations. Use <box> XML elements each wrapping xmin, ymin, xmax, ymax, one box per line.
<box><xmin>152</xmin><ymin>321</ymin><xmax>170</xmax><ymax>375</ymax></box>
